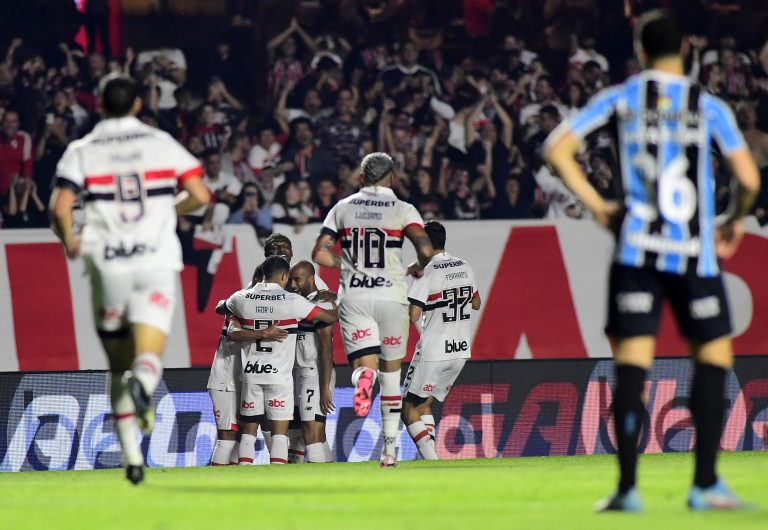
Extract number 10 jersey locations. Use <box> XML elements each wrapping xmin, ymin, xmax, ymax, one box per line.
<box><xmin>408</xmin><ymin>252</ymin><xmax>479</xmax><ymax>361</ymax></box>
<box><xmin>320</xmin><ymin>185</ymin><xmax>424</xmax><ymax>304</ymax></box>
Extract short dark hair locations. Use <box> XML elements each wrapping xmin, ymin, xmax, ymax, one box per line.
<box><xmin>289</xmin><ymin>116</ymin><xmax>314</xmax><ymax>136</ymax></box>
<box><xmin>252</xmin><ymin>263</ymin><xmax>264</xmax><ymax>283</ymax></box>
<box><xmin>99</xmin><ymin>73</ymin><xmax>137</xmax><ymax>117</ymax></box>
<box><xmin>540</xmin><ymin>104</ymin><xmax>560</xmax><ymax>121</ymax></box>
<box><xmin>361</xmin><ymin>152</ymin><xmax>394</xmax><ymax>185</ymax></box>
<box><xmin>635</xmin><ymin>9</ymin><xmax>683</xmax><ymax>61</ymax></box>
<box><xmin>424</xmin><ymin>220</ymin><xmax>446</xmax><ymax>250</ymax></box>
<box><xmin>262</xmin><ymin>255</ymin><xmax>290</xmax><ymax>280</ymax></box>
<box><xmin>264</xmin><ymin>233</ymin><xmax>292</xmax><ymax>257</ymax></box>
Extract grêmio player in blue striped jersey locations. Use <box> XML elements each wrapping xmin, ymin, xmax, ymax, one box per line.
<box><xmin>544</xmin><ymin>10</ymin><xmax>760</xmax><ymax>513</ymax></box>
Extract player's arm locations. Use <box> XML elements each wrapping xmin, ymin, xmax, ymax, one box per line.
<box><xmin>313</xmin><ymin>289</ymin><xmax>338</xmax><ymax>304</ymax></box>
<box><xmin>50</xmin><ymin>185</ymin><xmax>80</xmax><ymax>259</ymax></box>
<box><xmin>306</xmin><ymin>305</ymin><xmax>338</xmax><ymax>325</ymax></box>
<box><xmin>214</xmin><ymin>299</ymin><xmax>227</xmax><ymax>315</ymax></box>
<box><xmin>175</xmin><ymin>172</ymin><xmax>210</xmax><ymax>216</ymax></box>
<box><xmin>409</xmin><ymin>304</ymin><xmax>423</xmax><ymax>324</ymax></box>
<box><xmin>723</xmin><ymin>148</ymin><xmax>761</xmax><ymax>217</ymax></box>
<box><xmin>311</xmin><ymin>232</ymin><xmax>341</xmax><ymax>269</ymax></box>
<box><xmin>316</xmin><ymin>323</ymin><xmax>335</xmax><ymax>415</ymax></box>
<box><xmin>471</xmin><ymin>291</ymin><xmax>482</xmax><ymax>310</ymax></box>
<box><xmin>404</xmin><ymin>223</ymin><xmax>434</xmax><ymax>276</ymax></box>
<box><xmin>226</xmin><ymin>317</ymin><xmax>289</xmax><ymax>343</ymax></box>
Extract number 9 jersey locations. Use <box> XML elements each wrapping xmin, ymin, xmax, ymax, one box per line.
<box><xmin>55</xmin><ymin>116</ymin><xmax>203</xmax><ymax>273</ymax></box>
<box><xmin>407</xmin><ymin>252</ymin><xmax>479</xmax><ymax>360</ymax></box>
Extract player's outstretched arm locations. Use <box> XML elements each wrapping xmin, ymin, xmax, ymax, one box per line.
<box><xmin>308</xmin><ymin>306</ymin><xmax>338</xmax><ymax>325</ymax></box>
<box><xmin>404</xmin><ymin>224</ymin><xmax>434</xmax><ymax>276</ymax></box>
<box><xmin>316</xmin><ymin>324</ymin><xmax>335</xmax><ymax>415</ymax></box>
<box><xmin>227</xmin><ymin>318</ymin><xmax>288</xmax><ymax>343</ymax></box>
<box><xmin>175</xmin><ymin>174</ymin><xmax>211</xmax><ymax>217</ymax></box>
<box><xmin>49</xmin><ymin>186</ymin><xmax>80</xmax><ymax>259</ymax></box>
<box><xmin>716</xmin><ymin>147</ymin><xmax>761</xmax><ymax>259</ymax></box>
<box><xmin>543</xmin><ymin>130</ymin><xmax>619</xmax><ymax>228</ymax></box>
<box><xmin>311</xmin><ymin>233</ymin><xmax>341</xmax><ymax>269</ymax></box>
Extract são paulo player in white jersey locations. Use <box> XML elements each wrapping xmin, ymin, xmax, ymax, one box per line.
<box><xmin>207</xmin><ymin>264</ymin><xmax>288</xmax><ymax>465</ymax></box>
<box><xmin>226</xmin><ymin>256</ymin><xmax>338</xmax><ymax>465</ymax></box>
<box><xmin>50</xmin><ymin>74</ymin><xmax>211</xmax><ymax>484</ymax></box>
<box><xmin>402</xmin><ymin>221</ymin><xmax>481</xmax><ymax>460</ymax></box>
<box><xmin>288</xmin><ymin>261</ymin><xmax>337</xmax><ymax>463</ymax></box>
<box><xmin>312</xmin><ymin>152</ymin><xmax>433</xmax><ymax>466</ymax></box>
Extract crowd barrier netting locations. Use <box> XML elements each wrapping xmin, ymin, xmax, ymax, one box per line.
<box><xmin>2</xmin><ymin>357</ymin><xmax>766</xmax><ymax>472</ymax></box>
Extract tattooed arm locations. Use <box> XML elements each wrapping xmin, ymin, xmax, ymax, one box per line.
<box><xmin>312</xmin><ymin>233</ymin><xmax>342</xmax><ymax>269</ymax></box>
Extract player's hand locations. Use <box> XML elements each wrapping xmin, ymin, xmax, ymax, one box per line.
<box><xmin>260</xmin><ymin>325</ymin><xmax>288</xmax><ymax>342</ymax></box>
<box><xmin>594</xmin><ymin>200</ymin><xmax>621</xmax><ymax>230</ymax></box>
<box><xmin>320</xmin><ymin>386</ymin><xmax>335</xmax><ymax>415</ymax></box>
<box><xmin>64</xmin><ymin>236</ymin><xmax>81</xmax><ymax>260</ymax></box>
<box><xmin>314</xmin><ymin>290</ymin><xmax>337</xmax><ymax>304</ymax></box>
<box><xmin>407</xmin><ymin>262</ymin><xmax>424</xmax><ymax>278</ymax></box>
<box><xmin>715</xmin><ymin>218</ymin><xmax>745</xmax><ymax>260</ymax></box>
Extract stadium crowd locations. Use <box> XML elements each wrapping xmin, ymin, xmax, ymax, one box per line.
<box><xmin>1</xmin><ymin>0</ymin><xmax>768</xmax><ymax>232</ymax></box>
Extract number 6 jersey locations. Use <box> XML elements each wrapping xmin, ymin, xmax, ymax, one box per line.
<box><xmin>407</xmin><ymin>252</ymin><xmax>479</xmax><ymax>361</ymax></box>
<box><xmin>55</xmin><ymin>116</ymin><xmax>203</xmax><ymax>272</ymax></box>
<box><xmin>320</xmin><ymin>185</ymin><xmax>424</xmax><ymax>305</ymax></box>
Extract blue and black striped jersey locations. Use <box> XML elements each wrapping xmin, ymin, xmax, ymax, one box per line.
<box><xmin>559</xmin><ymin>71</ymin><xmax>746</xmax><ymax>277</ymax></box>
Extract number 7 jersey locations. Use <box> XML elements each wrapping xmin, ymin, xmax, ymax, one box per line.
<box><xmin>407</xmin><ymin>252</ymin><xmax>479</xmax><ymax>360</ymax></box>
<box><xmin>553</xmin><ymin>71</ymin><xmax>747</xmax><ymax>277</ymax></box>
<box><xmin>320</xmin><ymin>185</ymin><xmax>424</xmax><ymax>304</ymax></box>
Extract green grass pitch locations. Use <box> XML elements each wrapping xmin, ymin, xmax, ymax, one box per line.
<box><xmin>1</xmin><ymin>452</ymin><xmax>766</xmax><ymax>529</ymax></box>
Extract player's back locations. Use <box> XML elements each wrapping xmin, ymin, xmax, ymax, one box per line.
<box><xmin>409</xmin><ymin>252</ymin><xmax>478</xmax><ymax>360</ymax></box>
<box><xmin>56</xmin><ymin>116</ymin><xmax>201</xmax><ymax>271</ymax></box>
<box><xmin>295</xmin><ymin>291</ymin><xmax>333</xmax><ymax>370</ymax></box>
<box><xmin>569</xmin><ymin>71</ymin><xmax>744</xmax><ymax>277</ymax></box>
<box><xmin>322</xmin><ymin>185</ymin><xmax>423</xmax><ymax>304</ymax></box>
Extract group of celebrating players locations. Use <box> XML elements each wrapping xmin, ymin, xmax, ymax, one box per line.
<box><xmin>50</xmin><ymin>8</ymin><xmax>760</xmax><ymax>513</ymax></box>
<box><xmin>206</xmin><ymin>150</ymin><xmax>481</xmax><ymax>468</ymax></box>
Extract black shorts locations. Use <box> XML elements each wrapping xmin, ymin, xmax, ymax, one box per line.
<box><xmin>605</xmin><ymin>264</ymin><xmax>732</xmax><ymax>343</ymax></box>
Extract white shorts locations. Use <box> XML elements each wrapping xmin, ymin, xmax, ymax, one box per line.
<box><xmin>402</xmin><ymin>352</ymin><xmax>466</xmax><ymax>402</ymax></box>
<box><xmin>85</xmin><ymin>258</ymin><xmax>176</xmax><ymax>335</ymax></box>
<box><xmin>339</xmin><ymin>299</ymin><xmax>409</xmax><ymax>361</ymax></box>
<box><xmin>294</xmin><ymin>367</ymin><xmax>336</xmax><ymax>422</ymax></box>
<box><xmin>240</xmin><ymin>383</ymin><xmax>294</xmax><ymax>421</ymax></box>
<box><xmin>208</xmin><ymin>388</ymin><xmax>240</xmax><ymax>431</ymax></box>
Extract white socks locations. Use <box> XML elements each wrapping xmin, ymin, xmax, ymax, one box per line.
<box><xmin>378</xmin><ymin>370</ymin><xmax>402</xmax><ymax>459</ymax></box>
<box><xmin>407</xmin><ymin>421</ymin><xmax>438</xmax><ymax>460</ymax></box>
<box><xmin>323</xmin><ymin>440</ymin><xmax>333</xmax><ymax>462</ymax></box>
<box><xmin>306</xmin><ymin>442</ymin><xmax>326</xmax><ymax>463</ymax></box>
<box><xmin>229</xmin><ymin>441</ymin><xmax>240</xmax><ymax>464</ymax></box>
<box><xmin>421</xmin><ymin>414</ymin><xmax>436</xmax><ymax>440</ymax></box>
<box><xmin>238</xmin><ymin>434</ymin><xmax>257</xmax><ymax>465</ymax></box>
<box><xmin>270</xmin><ymin>434</ymin><xmax>289</xmax><ymax>464</ymax></box>
<box><xmin>130</xmin><ymin>353</ymin><xmax>163</xmax><ymax>396</ymax></box>
<box><xmin>262</xmin><ymin>430</ymin><xmax>273</xmax><ymax>453</ymax></box>
<box><xmin>211</xmin><ymin>439</ymin><xmax>236</xmax><ymax>465</ymax></box>
<box><xmin>288</xmin><ymin>429</ymin><xmax>305</xmax><ymax>463</ymax></box>
<box><xmin>111</xmin><ymin>374</ymin><xmax>143</xmax><ymax>466</ymax></box>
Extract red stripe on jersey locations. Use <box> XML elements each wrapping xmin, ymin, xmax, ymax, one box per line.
<box><xmin>144</xmin><ymin>169</ymin><xmax>176</xmax><ymax>180</ymax></box>
<box><xmin>404</xmin><ymin>222</ymin><xmax>424</xmax><ymax>233</ymax></box>
<box><xmin>276</xmin><ymin>319</ymin><xmax>298</xmax><ymax>326</ymax></box>
<box><xmin>84</xmin><ymin>174</ymin><xmax>114</xmax><ymax>187</ymax></box>
<box><xmin>303</xmin><ymin>306</ymin><xmax>321</xmax><ymax>322</ymax></box>
<box><xmin>381</xmin><ymin>229</ymin><xmax>403</xmax><ymax>238</ymax></box>
<box><xmin>237</xmin><ymin>318</ymin><xmax>256</xmax><ymax>328</ymax></box>
<box><xmin>427</xmin><ymin>293</ymin><xmax>442</xmax><ymax>301</ymax></box>
<box><xmin>413</xmin><ymin>429</ymin><xmax>430</xmax><ymax>443</ymax></box>
<box><xmin>340</xmin><ymin>228</ymin><xmax>352</xmax><ymax>236</ymax></box>
<box><xmin>178</xmin><ymin>166</ymin><xmax>204</xmax><ymax>185</ymax></box>
<box><xmin>270</xmin><ymin>458</ymin><xmax>288</xmax><ymax>464</ymax></box>
<box><xmin>7</xmin><ymin>243</ymin><xmax>79</xmax><ymax>370</ymax></box>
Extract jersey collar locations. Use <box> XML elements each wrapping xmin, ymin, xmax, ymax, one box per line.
<box><xmin>361</xmin><ymin>185</ymin><xmax>395</xmax><ymax>196</ymax></box>
<box><xmin>430</xmin><ymin>251</ymin><xmax>452</xmax><ymax>263</ymax></box>
<box><xmin>93</xmin><ymin>116</ymin><xmax>142</xmax><ymax>133</ymax></box>
<box><xmin>258</xmin><ymin>282</ymin><xmax>283</xmax><ymax>290</ymax></box>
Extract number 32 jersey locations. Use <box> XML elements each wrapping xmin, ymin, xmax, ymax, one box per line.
<box><xmin>408</xmin><ymin>252</ymin><xmax>479</xmax><ymax>361</ymax></box>
<box><xmin>556</xmin><ymin>71</ymin><xmax>747</xmax><ymax>277</ymax></box>
<box><xmin>320</xmin><ymin>186</ymin><xmax>424</xmax><ymax>304</ymax></box>
<box><xmin>55</xmin><ymin>116</ymin><xmax>202</xmax><ymax>272</ymax></box>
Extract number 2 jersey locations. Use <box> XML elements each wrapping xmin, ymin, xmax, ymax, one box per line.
<box><xmin>320</xmin><ymin>185</ymin><xmax>424</xmax><ymax>305</ymax></box>
<box><xmin>55</xmin><ymin>116</ymin><xmax>203</xmax><ymax>272</ymax></box>
<box><xmin>407</xmin><ymin>252</ymin><xmax>479</xmax><ymax>360</ymax></box>
<box><xmin>226</xmin><ymin>282</ymin><xmax>321</xmax><ymax>385</ymax></box>
<box><xmin>554</xmin><ymin>71</ymin><xmax>747</xmax><ymax>277</ymax></box>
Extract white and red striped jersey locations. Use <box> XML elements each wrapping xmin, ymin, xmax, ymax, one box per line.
<box><xmin>320</xmin><ymin>186</ymin><xmax>424</xmax><ymax>304</ymax></box>
<box><xmin>55</xmin><ymin>116</ymin><xmax>202</xmax><ymax>272</ymax></box>
<box><xmin>226</xmin><ymin>282</ymin><xmax>321</xmax><ymax>385</ymax></box>
<box><xmin>408</xmin><ymin>252</ymin><xmax>479</xmax><ymax>360</ymax></box>
<box><xmin>295</xmin><ymin>291</ymin><xmax>334</xmax><ymax>370</ymax></box>
<box><xmin>207</xmin><ymin>292</ymin><xmax>244</xmax><ymax>392</ymax></box>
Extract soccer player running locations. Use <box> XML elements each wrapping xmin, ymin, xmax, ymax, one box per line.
<box><xmin>402</xmin><ymin>221</ymin><xmax>480</xmax><ymax>460</ymax></box>
<box><xmin>544</xmin><ymin>10</ymin><xmax>760</xmax><ymax>512</ymax></box>
<box><xmin>226</xmin><ymin>256</ymin><xmax>338</xmax><ymax>465</ymax></box>
<box><xmin>50</xmin><ymin>74</ymin><xmax>212</xmax><ymax>484</ymax></box>
<box><xmin>312</xmin><ymin>152</ymin><xmax>434</xmax><ymax>467</ymax></box>
<box><xmin>288</xmin><ymin>261</ymin><xmax>337</xmax><ymax>463</ymax></box>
